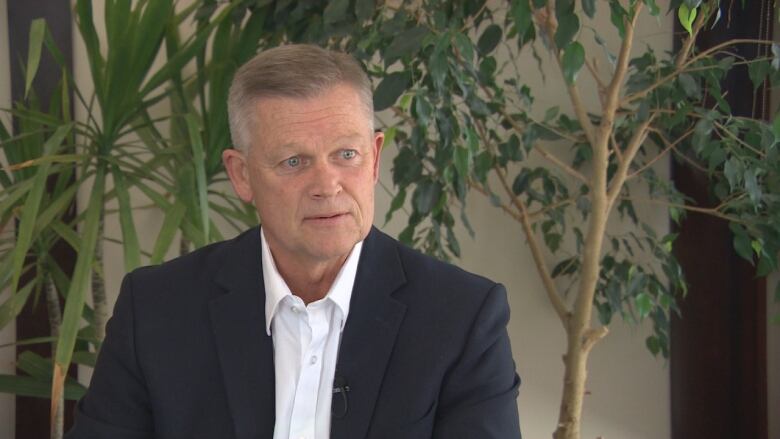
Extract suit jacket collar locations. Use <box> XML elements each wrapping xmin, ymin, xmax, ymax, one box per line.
<box><xmin>209</xmin><ymin>227</ymin><xmax>407</xmax><ymax>439</ymax></box>
<box><xmin>331</xmin><ymin>227</ymin><xmax>408</xmax><ymax>439</ymax></box>
<box><xmin>210</xmin><ymin>227</ymin><xmax>276</xmax><ymax>439</ymax></box>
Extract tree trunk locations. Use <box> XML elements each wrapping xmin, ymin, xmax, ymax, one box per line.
<box><xmin>91</xmin><ymin>215</ymin><xmax>107</xmax><ymax>343</ymax></box>
<box><xmin>553</xmin><ymin>336</ymin><xmax>591</xmax><ymax>439</ymax></box>
<box><xmin>45</xmin><ymin>276</ymin><xmax>63</xmax><ymax>439</ymax></box>
<box><xmin>180</xmin><ymin>236</ymin><xmax>190</xmax><ymax>256</ymax></box>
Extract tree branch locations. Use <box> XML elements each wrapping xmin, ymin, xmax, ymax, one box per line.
<box><xmin>674</xmin><ymin>2</ymin><xmax>709</xmax><ymax>69</ymax></box>
<box><xmin>582</xmin><ymin>326</ymin><xmax>609</xmax><ymax>353</ymax></box>
<box><xmin>584</xmin><ymin>58</ymin><xmax>607</xmax><ymax>99</ymax></box>
<box><xmin>619</xmin><ymin>196</ymin><xmax>746</xmax><ymax>224</ymax></box>
<box><xmin>713</xmin><ymin>121</ymin><xmax>767</xmax><ymax>158</ymax></box>
<box><xmin>603</xmin><ymin>3</ymin><xmax>643</xmax><ymax>129</ymax></box>
<box><xmin>626</xmin><ymin>127</ymin><xmax>694</xmax><ymax>181</ymax></box>
<box><xmin>533</xmin><ymin>144</ymin><xmax>590</xmax><ymax>186</ymax></box>
<box><xmin>624</xmin><ymin>38</ymin><xmax>774</xmax><ymax>105</ymax></box>
<box><xmin>470</xmin><ymin>181</ymin><xmax>523</xmax><ymax>222</ymax></box>
<box><xmin>493</xmin><ymin>164</ymin><xmax>570</xmax><ymax>323</ymax></box>
<box><xmin>607</xmin><ymin>115</ymin><xmax>655</xmax><ymax>210</ymax></box>
<box><xmin>481</xmin><ymin>90</ymin><xmax>590</xmax><ymax>185</ymax></box>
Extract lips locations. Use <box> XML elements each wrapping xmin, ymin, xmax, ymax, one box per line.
<box><xmin>304</xmin><ymin>212</ymin><xmax>349</xmax><ymax>221</ymax></box>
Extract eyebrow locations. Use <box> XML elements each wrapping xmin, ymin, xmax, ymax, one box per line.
<box><xmin>273</xmin><ymin>133</ymin><xmax>367</xmax><ymax>153</ymax></box>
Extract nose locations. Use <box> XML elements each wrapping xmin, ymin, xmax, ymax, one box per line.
<box><xmin>308</xmin><ymin>160</ymin><xmax>342</xmax><ymax>199</ymax></box>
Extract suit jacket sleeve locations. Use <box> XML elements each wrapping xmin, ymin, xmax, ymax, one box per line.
<box><xmin>65</xmin><ymin>272</ymin><xmax>155</xmax><ymax>439</ymax></box>
<box><xmin>433</xmin><ymin>283</ymin><xmax>521</xmax><ymax>439</ymax></box>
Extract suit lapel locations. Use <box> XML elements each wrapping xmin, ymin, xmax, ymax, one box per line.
<box><xmin>331</xmin><ymin>228</ymin><xmax>407</xmax><ymax>439</ymax></box>
<box><xmin>209</xmin><ymin>228</ymin><xmax>276</xmax><ymax>439</ymax></box>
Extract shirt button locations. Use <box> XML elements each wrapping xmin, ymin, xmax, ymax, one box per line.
<box><xmin>291</xmin><ymin>306</ymin><xmax>300</xmax><ymax>313</ymax></box>
<box><xmin>310</xmin><ymin>355</ymin><xmax>318</xmax><ymax>365</ymax></box>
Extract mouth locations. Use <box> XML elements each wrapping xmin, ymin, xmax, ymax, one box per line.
<box><xmin>304</xmin><ymin>212</ymin><xmax>350</xmax><ymax>223</ymax></box>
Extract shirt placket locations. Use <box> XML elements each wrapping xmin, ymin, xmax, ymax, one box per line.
<box><xmin>289</xmin><ymin>302</ymin><xmax>329</xmax><ymax>439</ymax></box>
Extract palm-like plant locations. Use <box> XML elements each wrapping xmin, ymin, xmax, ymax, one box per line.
<box><xmin>0</xmin><ymin>1</ymin><xmax>242</xmax><ymax>436</ymax></box>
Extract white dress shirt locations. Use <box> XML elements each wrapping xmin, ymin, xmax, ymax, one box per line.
<box><xmin>262</xmin><ymin>230</ymin><xmax>362</xmax><ymax>439</ymax></box>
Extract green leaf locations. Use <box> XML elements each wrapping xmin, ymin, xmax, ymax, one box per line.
<box><xmin>610</xmin><ymin>1</ymin><xmax>628</xmax><ymax>38</ymax></box>
<box><xmin>554</xmin><ymin>13</ymin><xmax>579</xmax><ymax>49</ymax></box>
<box><xmin>0</xmin><ymin>283</ymin><xmax>35</xmax><ymax>329</ymax></box>
<box><xmin>512</xmin><ymin>169</ymin><xmax>530</xmax><ymax>195</ymax></box>
<box><xmin>71</xmin><ymin>351</ymin><xmax>97</xmax><ymax>368</ymax></box>
<box><xmin>185</xmin><ymin>114</ymin><xmax>210</xmax><ymax>246</ymax></box>
<box><xmin>473</xmin><ymin>151</ymin><xmax>493</xmax><ymax>182</ymax></box>
<box><xmin>429</xmin><ymin>36</ymin><xmax>451</xmax><ymax>92</ymax></box>
<box><xmin>384</xmin><ymin>27</ymin><xmax>429</xmax><ymax>64</ymax></box>
<box><xmin>744</xmin><ymin>168</ymin><xmax>762</xmax><ymax>205</ymax></box>
<box><xmin>112</xmin><ymin>166</ymin><xmax>141</xmax><ymax>273</ymax></box>
<box><xmin>582</xmin><ymin>0</ymin><xmax>596</xmax><ymax>18</ymax></box>
<box><xmin>551</xmin><ymin>257</ymin><xmax>578</xmax><ymax>278</ymax></box>
<box><xmin>9</xmin><ymin>124</ymin><xmax>71</xmax><ymax>296</ymax></box>
<box><xmin>730</xmin><ymin>224</ymin><xmax>754</xmax><ymax>264</ymax></box>
<box><xmin>17</xmin><ymin>351</ymin><xmax>52</xmax><ymax>379</ymax></box>
<box><xmin>644</xmin><ymin>0</ymin><xmax>661</xmax><ymax>16</ymax></box>
<box><xmin>414</xmin><ymin>96</ymin><xmax>433</xmax><ymax>127</ymax></box>
<box><xmin>454</xmin><ymin>146</ymin><xmax>470</xmax><ymax>180</ymax></box>
<box><xmin>646</xmin><ymin>335</ymin><xmax>661</xmax><ymax>356</ymax></box>
<box><xmin>0</xmin><ymin>374</ymin><xmax>86</xmax><ymax>400</ymax></box>
<box><xmin>385</xmin><ymin>188</ymin><xmax>406</xmax><ymax>225</ymax></box>
<box><xmin>355</xmin><ymin>0</ymin><xmax>375</xmax><ymax>22</ymax></box>
<box><xmin>446</xmin><ymin>227</ymin><xmax>461</xmax><ymax>257</ymax></box>
<box><xmin>723</xmin><ymin>158</ymin><xmax>741</xmax><ymax>190</ymax></box>
<box><xmin>323</xmin><ymin>0</ymin><xmax>350</xmax><ymax>25</ymax></box>
<box><xmin>544</xmin><ymin>232</ymin><xmax>562</xmax><ymax>253</ymax></box>
<box><xmin>751</xmin><ymin>239</ymin><xmax>762</xmax><ymax>256</ymax></box>
<box><xmin>636</xmin><ymin>293</ymin><xmax>652</xmax><ymax>319</ymax></box>
<box><xmin>454</xmin><ymin>33</ymin><xmax>476</xmax><ymax>64</ymax></box>
<box><xmin>150</xmin><ymin>201</ymin><xmax>187</xmax><ymax>264</ymax></box>
<box><xmin>677</xmin><ymin>4</ymin><xmax>697</xmax><ymax>35</ymax></box>
<box><xmin>54</xmin><ymin>164</ymin><xmax>106</xmax><ymax>378</ymax></box>
<box><xmin>24</xmin><ymin>19</ymin><xmax>47</xmax><ymax>98</ymax></box>
<box><xmin>772</xmin><ymin>113</ymin><xmax>780</xmax><ymax>141</ymax></box>
<box><xmin>748</xmin><ymin>60</ymin><xmax>771</xmax><ymax>91</ymax></box>
<box><xmin>678</xmin><ymin>73</ymin><xmax>700</xmax><ymax>97</ymax></box>
<box><xmin>373</xmin><ymin>72</ymin><xmax>410</xmax><ymax>112</ymax></box>
<box><xmin>561</xmin><ymin>42</ymin><xmax>585</xmax><ymax>84</ymax></box>
<box><xmin>544</xmin><ymin>106</ymin><xmax>559</xmax><ymax>122</ymax></box>
<box><xmin>477</xmin><ymin>24</ymin><xmax>503</xmax><ymax>55</ymax></box>
<box><xmin>511</xmin><ymin>0</ymin><xmax>532</xmax><ymax>40</ymax></box>
<box><xmin>413</xmin><ymin>181</ymin><xmax>441</xmax><ymax>215</ymax></box>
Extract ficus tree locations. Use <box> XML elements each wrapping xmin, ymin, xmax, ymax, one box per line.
<box><xmin>351</xmin><ymin>0</ymin><xmax>780</xmax><ymax>438</ymax></box>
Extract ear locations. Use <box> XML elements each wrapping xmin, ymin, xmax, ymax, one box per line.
<box><xmin>371</xmin><ymin>130</ymin><xmax>384</xmax><ymax>183</ymax></box>
<box><xmin>222</xmin><ymin>148</ymin><xmax>254</xmax><ymax>203</ymax></box>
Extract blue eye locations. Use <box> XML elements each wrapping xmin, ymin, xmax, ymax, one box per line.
<box><xmin>285</xmin><ymin>156</ymin><xmax>301</xmax><ymax>167</ymax></box>
<box><xmin>341</xmin><ymin>149</ymin><xmax>357</xmax><ymax>159</ymax></box>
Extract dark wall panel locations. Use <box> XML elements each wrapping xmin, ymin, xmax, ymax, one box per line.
<box><xmin>670</xmin><ymin>2</ymin><xmax>772</xmax><ymax>438</ymax></box>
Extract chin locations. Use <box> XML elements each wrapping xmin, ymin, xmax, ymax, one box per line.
<box><xmin>307</xmin><ymin>234</ymin><xmax>361</xmax><ymax>261</ymax></box>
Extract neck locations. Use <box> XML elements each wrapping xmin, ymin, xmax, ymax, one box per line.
<box><xmin>273</xmin><ymin>253</ymin><xmax>347</xmax><ymax>305</ymax></box>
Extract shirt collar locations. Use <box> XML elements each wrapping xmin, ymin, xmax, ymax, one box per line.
<box><xmin>261</xmin><ymin>228</ymin><xmax>362</xmax><ymax>335</ymax></box>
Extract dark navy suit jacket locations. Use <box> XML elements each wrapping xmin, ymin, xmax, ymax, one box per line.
<box><xmin>66</xmin><ymin>227</ymin><xmax>521</xmax><ymax>438</ymax></box>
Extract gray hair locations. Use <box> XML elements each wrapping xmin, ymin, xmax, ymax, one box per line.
<box><xmin>227</xmin><ymin>44</ymin><xmax>374</xmax><ymax>152</ymax></box>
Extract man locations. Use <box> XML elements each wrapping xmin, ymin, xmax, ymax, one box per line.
<box><xmin>67</xmin><ymin>45</ymin><xmax>520</xmax><ymax>439</ymax></box>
